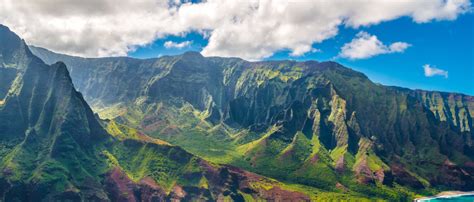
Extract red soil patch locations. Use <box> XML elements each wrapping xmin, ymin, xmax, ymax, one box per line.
<box><xmin>335</xmin><ymin>156</ymin><xmax>345</xmax><ymax>173</ymax></box>
<box><xmin>259</xmin><ymin>186</ymin><xmax>311</xmax><ymax>201</ymax></box>
<box><xmin>104</xmin><ymin>167</ymin><xmax>138</xmax><ymax>202</ymax></box>
<box><xmin>104</xmin><ymin>167</ymin><xmax>167</xmax><ymax>202</ymax></box>
<box><xmin>309</xmin><ymin>154</ymin><xmax>319</xmax><ymax>164</ymax></box>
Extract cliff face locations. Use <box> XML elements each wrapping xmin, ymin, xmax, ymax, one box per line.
<box><xmin>30</xmin><ymin>46</ymin><xmax>178</xmax><ymax>107</ymax></box>
<box><xmin>1</xmin><ymin>25</ymin><xmax>325</xmax><ymax>201</ymax></box>
<box><xmin>30</xmin><ymin>40</ymin><xmax>474</xmax><ymax>197</ymax></box>
<box><xmin>413</xmin><ymin>90</ymin><xmax>474</xmax><ymax>132</ymax></box>
<box><xmin>0</xmin><ymin>25</ymin><xmax>110</xmax><ymax>200</ymax></box>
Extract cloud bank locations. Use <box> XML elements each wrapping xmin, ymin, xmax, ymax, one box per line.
<box><xmin>424</xmin><ymin>64</ymin><xmax>449</xmax><ymax>78</ymax></box>
<box><xmin>338</xmin><ymin>31</ymin><xmax>411</xmax><ymax>60</ymax></box>
<box><xmin>0</xmin><ymin>0</ymin><xmax>470</xmax><ymax>60</ymax></box>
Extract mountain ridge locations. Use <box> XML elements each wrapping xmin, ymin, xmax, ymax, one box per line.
<box><xmin>29</xmin><ymin>45</ymin><xmax>473</xmax><ymax>97</ymax></box>
<box><xmin>1</xmin><ymin>24</ymin><xmax>353</xmax><ymax>201</ymax></box>
<box><xmin>0</xmin><ymin>25</ymin><xmax>111</xmax><ymax>200</ymax></box>
<box><xmin>31</xmin><ymin>45</ymin><xmax>473</xmax><ymax>136</ymax></box>
<box><xmin>28</xmin><ymin>43</ymin><xmax>474</xmax><ymax>200</ymax></box>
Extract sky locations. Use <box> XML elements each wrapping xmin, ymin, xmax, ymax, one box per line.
<box><xmin>0</xmin><ymin>0</ymin><xmax>473</xmax><ymax>95</ymax></box>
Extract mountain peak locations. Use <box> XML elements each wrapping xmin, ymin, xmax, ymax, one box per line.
<box><xmin>0</xmin><ymin>24</ymin><xmax>40</xmax><ymax>72</ymax></box>
<box><xmin>50</xmin><ymin>61</ymin><xmax>75</xmax><ymax>87</ymax></box>
<box><xmin>52</xmin><ymin>61</ymin><xmax>69</xmax><ymax>73</ymax></box>
<box><xmin>181</xmin><ymin>51</ymin><xmax>203</xmax><ymax>58</ymax></box>
<box><xmin>0</xmin><ymin>24</ymin><xmax>23</xmax><ymax>52</ymax></box>
<box><xmin>1</xmin><ymin>26</ymin><xmax>329</xmax><ymax>201</ymax></box>
<box><xmin>0</xmin><ymin>25</ymin><xmax>113</xmax><ymax>199</ymax></box>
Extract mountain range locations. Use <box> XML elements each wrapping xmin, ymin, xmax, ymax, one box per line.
<box><xmin>0</xmin><ymin>25</ymin><xmax>334</xmax><ymax>201</ymax></box>
<box><xmin>0</xmin><ymin>24</ymin><xmax>473</xmax><ymax>201</ymax></box>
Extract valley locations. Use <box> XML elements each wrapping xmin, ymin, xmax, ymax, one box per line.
<box><xmin>1</xmin><ymin>0</ymin><xmax>472</xmax><ymax>201</ymax></box>
<box><xmin>1</xmin><ymin>25</ymin><xmax>367</xmax><ymax>201</ymax></box>
<box><xmin>21</xmin><ymin>42</ymin><xmax>474</xmax><ymax>200</ymax></box>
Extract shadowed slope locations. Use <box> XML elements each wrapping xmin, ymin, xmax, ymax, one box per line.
<box><xmin>29</xmin><ymin>33</ymin><xmax>474</xmax><ymax>200</ymax></box>
<box><xmin>1</xmin><ymin>24</ymin><xmax>358</xmax><ymax>201</ymax></box>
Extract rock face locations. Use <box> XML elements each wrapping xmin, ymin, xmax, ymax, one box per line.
<box><xmin>413</xmin><ymin>90</ymin><xmax>474</xmax><ymax>133</ymax></box>
<box><xmin>0</xmin><ymin>25</ymin><xmax>318</xmax><ymax>201</ymax></box>
<box><xmin>29</xmin><ymin>34</ymin><xmax>474</xmax><ymax>198</ymax></box>
<box><xmin>0</xmin><ymin>25</ymin><xmax>110</xmax><ymax>200</ymax></box>
<box><xmin>31</xmin><ymin>44</ymin><xmax>474</xmax><ymax>192</ymax></box>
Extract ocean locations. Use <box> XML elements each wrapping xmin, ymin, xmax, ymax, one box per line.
<box><xmin>417</xmin><ymin>194</ymin><xmax>474</xmax><ymax>201</ymax></box>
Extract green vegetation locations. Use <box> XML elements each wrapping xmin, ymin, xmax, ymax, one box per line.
<box><xmin>1</xmin><ymin>26</ymin><xmax>472</xmax><ymax>201</ymax></box>
<box><xmin>77</xmin><ymin>54</ymin><xmax>474</xmax><ymax>200</ymax></box>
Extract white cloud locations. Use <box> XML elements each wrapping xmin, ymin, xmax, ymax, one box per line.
<box><xmin>423</xmin><ymin>64</ymin><xmax>448</xmax><ymax>78</ymax></box>
<box><xmin>338</xmin><ymin>31</ymin><xmax>411</xmax><ymax>60</ymax></box>
<box><xmin>290</xmin><ymin>47</ymin><xmax>321</xmax><ymax>57</ymax></box>
<box><xmin>0</xmin><ymin>0</ymin><xmax>470</xmax><ymax>60</ymax></box>
<box><xmin>389</xmin><ymin>42</ymin><xmax>411</xmax><ymax>53</ymax></box>
<box><xmin>164</xmin><ymin>40</ymin><xmax>192</xmax><ymax>49</ymax></box>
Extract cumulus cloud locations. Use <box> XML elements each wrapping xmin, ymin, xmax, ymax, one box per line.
<box><xmin>164</xmin><ymin>40</ymin><xmax>192</xmax><ymax>49</ymax></box>
<box><xmin>290</xmin><ymin>47</ymin><xmax>321</xmax><ymax>57</ymax></box>
<box><xmin>423</xmin><ymin>64</ymin><xmax>448</xmax><ymax>78</ymax></box>
<box><xmin>0</xmin><ymin>0</ymin><xmax>470</xmax><ymax>60</ymax></box>
<box><xmin>338</xmin><ymin>31</ymin><xmax>411</xmax><ymax>60</ymax></box>
<box><xmin>389</xmin><ymin>42</ymin><xmax>411</xmax><ymax>53</ymax></box>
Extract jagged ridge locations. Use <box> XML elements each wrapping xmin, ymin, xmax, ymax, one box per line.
<box><xmin>1</xmin><ymin>25</ymin><xmax>345</xmax><ymax>201</ymax></box>
<box><xmin>29</xmin><ymin>35</ymin><xmax>474</xmax><ymax>199</ymax></box>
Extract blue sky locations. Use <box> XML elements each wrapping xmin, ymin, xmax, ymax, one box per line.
<box><xmin>130</xmin><ymin>13</ymin><xmax>473</xmax><ymax>95</ymax></box>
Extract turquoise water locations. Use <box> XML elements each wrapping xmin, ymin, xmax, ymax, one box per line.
<box><xmin>419</xmin><ymin>195</ymin><xmax>474</xmax><ymax>201</ymax></box>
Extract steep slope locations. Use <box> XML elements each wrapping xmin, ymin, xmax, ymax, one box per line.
<box><xmin>412</xmin><ymin>90</ymin><xmax>474</xmax><ymax>133</ymax></box>
<box><xmin>30</xmin><ymin>38</ymin><xmax>474</xmax><ymax>199</ymax></box>
<box><xmin>0</xmin><ymin>25</ymin><xmax>110</xmax><ymax>200</ymax></box>
<box><xmin>1</xmin><ymin>25</ymin><xmax>354</xmax><ymax>201</ymax></box>
<box><xmin>30</xmin><ymin>46</ymin><xmax>177</xmax><ymax>107</ymax></box>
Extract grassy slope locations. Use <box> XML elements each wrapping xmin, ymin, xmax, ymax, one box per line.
<box><xmin>95</xmin><ymin>101</ymin><xmax>425</xmax><ymax>201</ymax></box>
<box><xmin>104</xmin><ymin>120</ymin><xmax>382</xmax><ymax>201</ymax></box>
<box><xmin>28</xmin><ymin>46</ymin><xmax>473</xmax><ymax>200</ymax></box>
